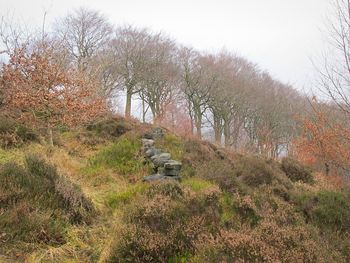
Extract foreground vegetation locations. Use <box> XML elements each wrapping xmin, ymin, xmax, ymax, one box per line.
<box><xmin>0</xmin><ymin>116</ymin><xmax>349</xmax><ymax>262</ymax></box>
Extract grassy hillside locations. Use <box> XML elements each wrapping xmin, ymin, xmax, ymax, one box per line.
<box><xmin>0</xmin><ymin>116</ymin><xmax>349</xmax><ymax>262</ymax></box>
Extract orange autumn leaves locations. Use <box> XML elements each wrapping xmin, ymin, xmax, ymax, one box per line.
<box><xmin>0</xmin><ymin>45</ymin><xmax>107</xmax><ymax>129</ymax></box>
<box><xmin>295</xmin><ymin>110</ymin><xmax>350</xmax><ymax>175</ymax></box>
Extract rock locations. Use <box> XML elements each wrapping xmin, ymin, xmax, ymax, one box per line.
<box><xmin>151</xmin><ymin>153</ymin><xmax>171</xmax><ymax>167</ymax></box>
<box><xmin>150</xmin><ymin>153</ymin><xmax>171</xmax><ymax>161</ymax></box>
<box><xmin>145</xmin><ymin>147</ymin><xmax>162</xmax><ymax>158</ymax></box>
<box><xmin>143</xmin><ymin>133</ymin><xmax>154</xmax><ymax>140</ymax></box>
<box><xmin>142</xmin><ymin>139</ymin><xmax>154</xmax><ymax>148</ymax></box>
<box><xmin>164</xmin><ymin>160</ymin><xmax>182</xmax><ymax>170</ymax></box>
<box><xmin>164</xmin><ymin>169</ymin><xmax>181</xmax><ymax>176</ymax></box>
<box><xmin>143</xmin><ymin>128</ymin><xmax>165</xmax><ymax>140</ymax></box>
<box><xmin>152</xmin><ymin>128</ymin><xmax>165</xmax><ymax>139</ymax></box>
<box><xmin>143</xmin><ymin>174</ymin><xmax>181</xmax><ymax>182</ymax></box>
<box><xmin>141</xmin><ymin>134</ymin><xmax>182</xmax><ymax>181</ymax></box>
<box><xmin>164</xmin><ymin>160</ymin><xmax>182</xmax><ymax>176</ymax></box>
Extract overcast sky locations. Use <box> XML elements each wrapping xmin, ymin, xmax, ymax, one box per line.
<box><xmin>1</xmin><ymin>0</ymin><xmax>332</xmax><ymax>92</ymax></box>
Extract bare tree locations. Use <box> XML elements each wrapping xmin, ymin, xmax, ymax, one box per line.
<box><xmin>178</xmin><ymin>47</ymin><xmax>211</xmax><ymax>138</ymax></box>
<box><xmin>0</xmin><ymin>15</ymin><xmax>32</xmax><ymax>55</ymax></box>
<box><xmin>110</xmin><ymin>25</ymin><xmax>151</xmax><ymax>117</ymax></box>
<box><xmin>317</xmin><ymin>0</ymin><xmax>350</xmax><ymax>114</ymax></box>
<box><xmin>54</xmin><ymin>7</ymin><xmax>112</xmax><ymax>71</ymax></box>
<box><xmin>140</xmin><ymin>32</ymin><xmax>178</xmax><ymax>124</ymax></box>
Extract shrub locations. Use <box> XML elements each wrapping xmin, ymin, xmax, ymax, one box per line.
<box><xmin>1</xmin><ymin>155</ymin><xmax>95</xmax><ymax>224</ymax></box>
<box><xmin>106</xmin><ymin>182</ymin><xmax>222</xmax><ymax>262</ymax></box>
<box><xmin>198</xmin><ymin>160</ymin><xmax>244</xmax><ymax>193</ymax></box>
<box><xmin>0</xmin><ymin>201</ymin><xmax>67</xmax><ymax>247</ymax></box>
<box><xmin>0</xmin><ymin>115</ymin><xmax>39</xmax><ymax>148</ymax></box>
<box><xmin>193</xmin><ymin>223</ymin><xmax>332</xmax><ymax>263</ymax></box>
<box><xmin>0</xmin><ymin>162</ymin><xmax>67</xmax><ymax>253</ymax></box>
<box><xmin>146</xmin><ymin>181</ymin><xmax>184</xmax><ymax>199</ymax></box>
<box><xmin>77</xmin><ymin>131</ymin><xmax>105</xmax><ymax>146</ymax></box>
<box><xmin>86</xmin><ymin>118</ymin><xmax>130</xmax><ymax>139</ymax></box>
<box><xmin>194</xmin><ymin>200</ymin><xmax>339</xmax><ymax>262</ymax></box>
<box><xmin>26</xmin><ymin>154</ymin><xmax>58</xmax><ymax>183</ymax></box>
<box><xmin>16</xmin><ymin>124</ymin><xmax>39</xmax><ymax>142</ymax></box>
<box><xmin>294</xmin><ymin>190</ymin><xmax>350</xmax><ymax>232</ymax></box>
<box><xmin>233</xmin><ymin>156</ymin><xmax>291</xmax><ymax>189</ymax></box>
<box><xmin>54</xmin><ymin>175</ymin><xmax>96</xmax><ymax>224</ymax></box>
<box><xmin>281</xmin><ymin>157</ymin><xmax>313</xmax><ymax>183</ymax></box>
<box><xmin>234</xmin><ymin>156</ymin><xmax>275</xmax><ymax>186</ymax></box>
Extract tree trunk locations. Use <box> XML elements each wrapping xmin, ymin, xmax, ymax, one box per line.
<box><xmin>125</xmin><ymin>90</ymin><xmax>132</xmax><ymax>117</ymax></box>
<box><xmin>142</xmin><ymin>99</ymin><xmax>146</xmax><ymax>123</ymax></box>
<box><xmin>223</xmin><ymin>119</ymin><xmax>230</xmax><ymax>148</ymax></box>
<box><xmin>188</xmin><ymin>102</ymin><xmax>194</xmax><ymax>135</ymax></box>
<box><xmin>194</xmin><ymin>115</ymin><xmax>202</xmax><ymax>139</ymax></box>
<box><xmin>213</xmin><ymin>115</ymin><xmax>222</xmax><ymax>144</ymax></box>
<box><xmin>193</xmin><ymin>105</ymin><xmax>202</xmax><ymax>138</ymax></box>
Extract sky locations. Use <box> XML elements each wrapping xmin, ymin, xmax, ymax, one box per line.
<box><xmin>0</xmin><ymin>0</ymin><xmax>332</xmax><ymax>93</ymax></box>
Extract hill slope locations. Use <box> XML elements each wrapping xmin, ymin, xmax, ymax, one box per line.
<box><xmin>0</xmin><ymin>117</ymin><xmax>349</xmax><ymax>262</ymax></box>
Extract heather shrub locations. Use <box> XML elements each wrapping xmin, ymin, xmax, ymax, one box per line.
<box><xmin>193</xmin><ymin>223</ymin><xmax>332</xmax><ymax>263</ymax></box>
<box><xmin>77</xmin><ymin>131</ymin><xmax>105</xmax><ymax>146</ymax></box>
<box><xmin>198</xmin><ymin>159</ymin><xmax>245</xmax><ymax>193</ymax></box>
<box><xmin>145</xmin><ymin>181</ymin><xmax>184</xmax><ymax>199</ymax></box>
<box><xmin>193</xmin><ymin>201</ymin><xmax>339</xmax><ymax>263</ymax></box>
<box><xmin>106</xmin><ymin>182</ymin><xmax>222</xmax><ymax>262</ymax></box>
<box><xmin>0</xmin><ymin>162</ymin><xmax>67</xmax><ymax>254</ymax></box>
<box><xmin>234</xmin><ymin>156</ymin><xmax>292</xmax><ymax>189</ymax></box>
<box><xmin>1</xmin><ymin>155</ymin><xmax>95</xmax><ymax>224</ymax></box>
<box><xmin>0</xmin><ymin>200</ymin><xmax>66</xmax><ymax>244</ymax></box>
<box><xmin>281</xmin><ymin>157</ymin><xmax>314</xmax><ymax>183</ymax></box>
<box><xmin>26</xmin><ymin>154</ymin><xmax>59</xmax><ymax>183</ymax></box>
<box><xmin>86</xmin><ymin>118</ymin><xmax>130</xmax><ymax>139</ymax></box>
<box><xmin>234</xmin><ymin>156</ymin><xmax>275</xmax><ymax>186</ymax></box>
<box><xmin>294</xmin><ymin>190</ymin><xmax>350</xmax><ymax>232</ymax></box>
<box><xmin>182</xmin><ymin>138</ymin><xmax>218</xmax><ymax>165</ymax></box>
<box><xmin>54</xmin><ymin>175</ymin><xmax>95</xmax><ymax>224</ymax></box>
<box><xmin>0</xmin><ymin>115</ymin><xmax>39</xmax><ymax>148</ymax></box>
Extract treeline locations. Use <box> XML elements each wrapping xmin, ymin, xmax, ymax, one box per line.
<box><xmin>0</xmin><ymin>8</ymin><xmax>308</xmax><ymax>157</ymax></box>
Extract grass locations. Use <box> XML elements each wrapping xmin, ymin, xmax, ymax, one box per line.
<box><xmin>106</xmin><ymin>183</ymin><xmax>149</xmax><ymax>210</ymax></box>
<box><xmin>89</xmin><ymin>137</ymin><xmax>144</xmax><ymax>175</ymax></box>
<box><xmin>155</xmin><ymin>133</ymin><xmax>184</xmax><ymax>160</ymax></box>
<box><xmin>0</xmin><ymin>147</ymin><xmax>22</xmax><ymax>165</ymax></box>
<box><xmin>183</xmin><ymin>178</ymin><xmax>215</xmax><ymax>192</ymax></box>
